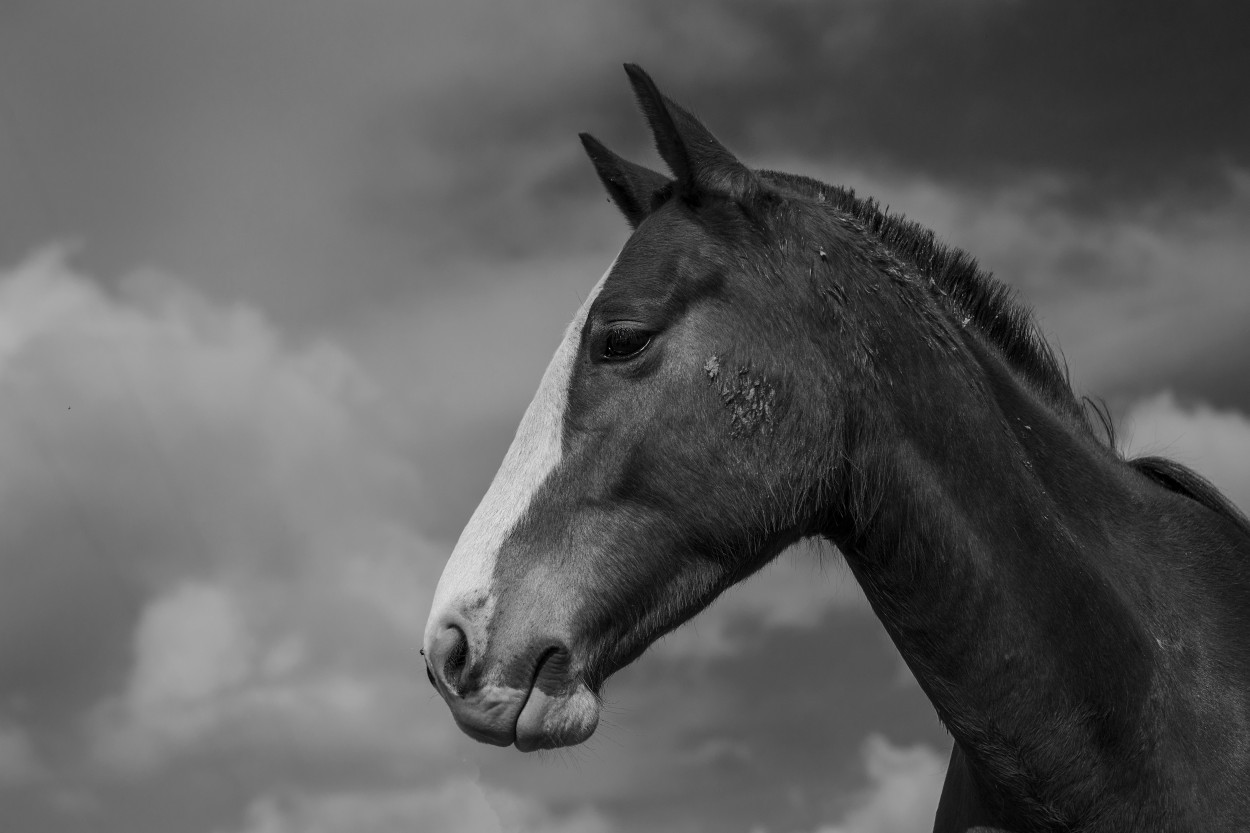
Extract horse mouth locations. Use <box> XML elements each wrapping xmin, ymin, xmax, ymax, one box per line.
<box><xmin>427</xmin><ymin>643</ymin><xmax>601</xmax><ymax>752</ymax></box>
<box><xmin>514</xmin><ymin>647</ymin><xmax>600</xmax><ymax>752</ymax></box>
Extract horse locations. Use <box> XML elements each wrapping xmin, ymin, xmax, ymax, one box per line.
<box><xmin>423</xmin><ymin>65</ymin><xmax>1250</xmax><ymax>831</ymax></box>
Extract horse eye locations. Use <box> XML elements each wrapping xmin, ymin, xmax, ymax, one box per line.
<box><xmin>602</xmin><ymin>327</ymin><xmax>651</xmax><ymax>361</ymax></box>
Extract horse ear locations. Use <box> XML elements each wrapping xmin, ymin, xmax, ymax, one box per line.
<box><xmin>623</xmin><ymin>64</ymin><xmax>757</xmax><ymax>202</ymax></box>
<box><xmin>579</xmin><ymin>133</ymin><xmax>672</xmax><ymax>229</ymax></box>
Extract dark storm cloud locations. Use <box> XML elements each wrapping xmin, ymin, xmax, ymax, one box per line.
<box><xmin>391</xmin><ymin>0</ymin><xmax>1250</xmax><ymax>272</ymax></box>
<box><xmin>568</xmin><ymin>0</ymin><xmax>1250</xmax><ymax>202</ymax></box>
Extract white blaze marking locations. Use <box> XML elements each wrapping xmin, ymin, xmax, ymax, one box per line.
<box><xmin>424</xmin><ymin>260</ymin><xmax>615</xmax><ymax>659</ymax></box>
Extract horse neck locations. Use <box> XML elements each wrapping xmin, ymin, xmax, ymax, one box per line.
<box><xmin>829</xmin><ymin>323</ymin><xmax>1162</xmax><ymax>816</ymax></box>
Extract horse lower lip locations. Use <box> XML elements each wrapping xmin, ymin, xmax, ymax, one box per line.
<box><xmin>515</xmin><ymin>688</ymin><xmax>553</xmax><ymax>752</ymax></box>
<box><xmin>514</xmin><ymin>680</ymin><xmax>601</xmax><ymax>752</ymax></box>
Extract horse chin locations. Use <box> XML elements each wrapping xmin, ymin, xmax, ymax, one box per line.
<box><xmin>514</xmin><ymin>682</ymin><xmax>600</xmax><ymax>752</ymax></box>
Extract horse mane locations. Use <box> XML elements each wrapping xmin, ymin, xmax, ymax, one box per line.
<box><xmin>758</xmin><ymin>170</ymin><xmax>1085</xmax><ymax>423</ymax></box>
<box><xmin>756</xmin><ymin>171</ymin><xmax>1250</xmax><ymax>534</ymax></box>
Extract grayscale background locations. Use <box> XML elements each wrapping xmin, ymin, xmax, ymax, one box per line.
<box><xmin>0</xmin><ymin>2</ymin><xmax>1247</xmax><ymax>831</ymax></box>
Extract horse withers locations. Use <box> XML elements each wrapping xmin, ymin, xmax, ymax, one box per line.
<box><xmin>424</xmin><ymin>66</ymin><xmax>1250</xmax><ymax>831</ymax></box>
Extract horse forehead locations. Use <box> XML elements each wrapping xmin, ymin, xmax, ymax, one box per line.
<box><xmin>622</xmin><ymin>206</ymin><xmax>716</xmax><ymax>266</ymax></box>
<box><xmin>598</xmin><ymin>220</ymin><xmax>727</xmax><ymax>310</ymax></box>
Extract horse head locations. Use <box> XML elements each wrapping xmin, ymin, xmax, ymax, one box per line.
<box><xmin>424</xmin><ymin>66</ymin><xmax>855</xmax><ymax>751</ymax></box>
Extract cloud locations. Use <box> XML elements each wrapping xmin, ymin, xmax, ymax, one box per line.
<box><xmin>651</xmin><ymin>540</ymin><xmax>866</xmax><ymax>658</ymax></box>
<box><xmin>0</xmin><ymin>249</ymin><xmax>460</xmax><ymax>829</ymax></box>
<box><xmin>8</xmin><ymin>0</ymin><xmax>1248</xmax><ymax>320</ymax></box>
<box><xmin>771</xmin><ymin>735</ymin><xmax>945</xmax><ymax>833</ymax></box>
<box><xmin>819</xmin><ymin>735</ymin><xmax>946</xmax><ymax>833</ymax></box>
<box><xmin>1123</xmin><ymin>392</ymin><xmax>1250</xmax><ymax>513</ymax></box>
<box><xmin>0</xmin><ymin>722</ymin><xmax>42</xmax><ymax>786</ymax></box>
<box><xmin>87</xmin><ymin>575</ymin><xmax>447</xmax><ymax>777</ymax></box>
<box><xmin>219</xmin><ymin>777</ymin><xmax>613</xmax><ymax>833</ymax></box>
<box><xmin>355</xmin><ymin>0</ymin><xmax>1246</xmax><ymax>273</ymax></box>
<box><xmin>95</xmin><ymin>582</ymin><xmax>256</xmax><ymax>765</ymax></box>
<box><xmin>129</xmin><ymin>583</ymin><xmax>254</xmax><ymax>710</ymax></box>
<box><xmin>608</xmin><ymin>1</ymin><xmax>1250</xmax><ymax>201</ymax></box>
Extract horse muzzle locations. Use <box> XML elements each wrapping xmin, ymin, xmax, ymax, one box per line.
<box><xmin>423</xmin><ymin>612</ymin><xmax>600</xmax><ymax>751</ymax></box>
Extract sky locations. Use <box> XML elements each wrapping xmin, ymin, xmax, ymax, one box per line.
<box><xmin>0</xmin><ymin>2</ymin><xmax>1247</xmax><ymax>832</ymax></box>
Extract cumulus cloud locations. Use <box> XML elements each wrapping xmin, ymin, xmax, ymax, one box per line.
<box><xmin>131</xmin><ymin>583</ymin><xmax>255</xmax><ymax>711</ymax></box>
<box><xmin>818</xmin><ymin>736</ymin><xmax>946</xmax><ymax>833</ymax></box>
<box><xmin>0</xmin><ymin>249</ymin><xmax>464</xmax><ymax>828</ymax></box>
<box><xmin>97</xmin><ymin>582</ymin><xmax>256</xmax><ymax>764</ymax></box>
<box><xmin>653</xmin><ymin>541</ymin><xmax>866</xmax><ymax>658</ymax></box>
<box><xmin>1123</xmin><ymin>392</ymin><xmax>1250</xmax><ymax>512</ymax></box>
<box><xmin>0</xmin><ymin>722</ymin><xmax>42</xmax><ymax>786</ymax></box>
<box><xmin>764</xmin><ymin>735</ymin><xmax>945</xmax><ymax>833</ymax></box>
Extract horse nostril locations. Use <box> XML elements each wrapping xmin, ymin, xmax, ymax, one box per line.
<box><xmin>444</xmin><ymin>630</ymin><xmax>468</xmax><ymax>681</ymax></box>
<box><xmin>430</xmin><ymin>624</ymin><xmax>471</xmax><ymax>694</ymax></box>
